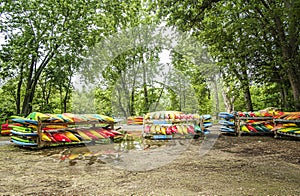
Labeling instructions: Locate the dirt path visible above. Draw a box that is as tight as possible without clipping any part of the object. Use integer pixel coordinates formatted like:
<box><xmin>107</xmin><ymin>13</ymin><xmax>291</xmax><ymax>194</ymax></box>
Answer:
<box><xmin>0</xmin><ymin>127</ymin><xmax>299</xmax><ymax>195</ymax></box>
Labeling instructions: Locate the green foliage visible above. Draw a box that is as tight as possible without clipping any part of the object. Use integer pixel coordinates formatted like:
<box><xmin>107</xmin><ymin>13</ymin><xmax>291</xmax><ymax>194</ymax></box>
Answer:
<box><xmin>151</xmin><ymin>0</ymin><xmax>300</xmax><ymax>111</ymax></box>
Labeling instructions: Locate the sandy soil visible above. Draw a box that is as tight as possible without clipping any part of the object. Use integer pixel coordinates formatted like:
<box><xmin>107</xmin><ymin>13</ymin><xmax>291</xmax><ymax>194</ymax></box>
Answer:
<box><xmin>0</xmin><ymin>126</ymin><xmax>299</xmax><ymax>195</ymax></box>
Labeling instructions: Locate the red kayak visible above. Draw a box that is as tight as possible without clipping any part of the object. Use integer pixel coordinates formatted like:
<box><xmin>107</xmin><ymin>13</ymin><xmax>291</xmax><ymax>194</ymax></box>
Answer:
<box><xmin>44</xmin><ymin>132</ymin><xmax>57</xmax><ymax>142</ymax></box>
<box><xmin>82</xmin><ymin>130</ymin><xmax>99</xmax><ymax>140</ymax></box>
<box><xmin>171</xmin><ymin>126</ymin><xmax>178</xmax><ymax>134</ymax></box>
<box><xmin>52</xmin><ymin>132</ymin><xmax>72</xmax><ymax>142</ymax></box>
<box><xmin>101</xmin><ymin>130</ymin><xmax>115</xmax><ymax>137</ymax></box>
<box><xmin>246</xmin><ymin>124</ymin><xmax>258</xmax><ymax>132</ymax></box>
<box><xmin>110</xmin><ymin>130</ymin><xmax>123</xmax><ymax>135</ymax></box>
<box><xmin>187</xmin><ymin>125</ymin><xmax>195</xmax><ymax>134</ymax></box>
<box><xmin>166</xmin><ymin>126</ymin><xmax>172</xmax><ymax>135</ymax></box>
<box><xmin>94</xmin><ymin>129</ymin><xmax>110</xmax><ymax>138</ymax></box>
<box><xmin>144</xmin><ymin>126</ymin><xmax>150</xmax><ymax>133</ymax></box>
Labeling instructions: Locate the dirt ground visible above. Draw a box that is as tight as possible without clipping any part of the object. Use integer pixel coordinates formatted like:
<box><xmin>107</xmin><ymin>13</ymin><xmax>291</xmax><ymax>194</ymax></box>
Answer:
<box><xmin>0</xmin><ymin>126</ymin><xmax>299</xmax><ymax>195</ymax></box>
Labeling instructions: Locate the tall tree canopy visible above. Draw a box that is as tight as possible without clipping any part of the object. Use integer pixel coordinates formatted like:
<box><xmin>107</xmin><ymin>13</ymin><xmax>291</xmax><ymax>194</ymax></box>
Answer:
<box><xmin>153</xmin><ymin>0</ymin><xmax>300</xmax><ymax>111</ymax></box>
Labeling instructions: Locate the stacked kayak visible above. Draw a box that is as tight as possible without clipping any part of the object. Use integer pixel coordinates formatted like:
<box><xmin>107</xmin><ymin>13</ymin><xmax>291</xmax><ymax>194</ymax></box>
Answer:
<box><xmin>9</xmin><ymin>122</ymin><xmax>39</xmax><ymax>147</ymax></box>
<box><xmin>201</xmin><ymin>114</ymin><xmax>212</xmax><ymax>134</ymax></box>
<box><xmin>239</xmin><ymin>122</ymin><xmax>274</xmax><ymax>135</ymax></box>
<box><xmin>237</xmin><ymin>109</ymin><xmax>276</xmax><ymax>135</ymax></box>
<box><xmin>144</xmin><ymin>111</ymin><xmax>200</xmax><ymax>122</ymax></box>
<box><xmin>218</xmin><ymin>110</ymin><xmax>275</xmax><ymax>135</ymax></box>
<box><xmin>144</xmin><ymin>124</ymin><xmax>201</xmax><ymax>135</ymax></box>
<box><xmin>273</xmin><ymin>112</ymin><xmax>300</xmax><ymax>138</ymax></box>
<box><xmin>237</xmin><ymin>107</ymin><xmax>283</xmax><ymax>118</ymax></box>
<box><xmin>143</xmin><ymin>111</ymin><xmax>203</xmax><ymax>139</ymax></box>
<box><xmin>127</xmin><ymin>116</ymin><xmax>143</xmax><ymax>125</ymax></box>
<box><xmin>219</xmin><ymin>112</ymin><xmax>236</xmax><ymax>134</ymax></box>
<box><xmin>1</xmin><ymin>123</ymin><xmax>22</xmax><ymax>136</ymax></box>
<box><xmin>9</xmin><ymin>112</ymin><xmax>120</xmax><ymax>148</ymax></box>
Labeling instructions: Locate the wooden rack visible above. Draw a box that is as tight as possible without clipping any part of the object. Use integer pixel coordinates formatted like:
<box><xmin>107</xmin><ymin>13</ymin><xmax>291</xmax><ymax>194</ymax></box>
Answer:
<box><xmin>236</xmin><ymin>116</ymin><xmax>273</xmax><ymax>137</ymax></box>
<box><xmin>273</xmin><ymin>119</ymin><xmax>300</xmax><ymax>139</ymax></box>
<box><xmin>36</xmin><ymin>119</ymin><xmax>114</xmax><ymax>148</ymax></box>
<box><xmin>142</xmin><ymin>117</ymin><xmax>201</xmax><ymax>140</ymax></box>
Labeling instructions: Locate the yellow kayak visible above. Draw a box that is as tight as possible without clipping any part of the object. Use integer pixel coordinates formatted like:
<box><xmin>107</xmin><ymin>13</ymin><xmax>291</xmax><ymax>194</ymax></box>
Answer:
<box><xmin>241</xmin><ymin>125</ymin><xmax>250</xmax><ymax>133</ymax></box>
<box><xmin>264</xmin><ymin>124</ymin><xmax>274</xmax><ymax>129</ymax></box>
<box><xmin>278</xmin><ymin>127</ymin><xmax>300</xmax><ymax>133</ymax></box>
<box><xmin>182</xmin><ymin>125</ymin><xmax>188</xmax><ymax>134</ymax></box>
<box><xmin>150</xmin><ymin>125</ymin><xmax>156</xmax><ymax>134</ymax></box>
<box><xmin>41</xmin><ymin>132</ymin><xmax>52</xmax><ymax>142</ymax></box>
<box><xmin>177</xmin><ymin>125</ymin><xmax>184</xmax><ymax>134</ymax></box>
<box><xmin>88</xmin><ymin>130</ymin><xmax>105</xmax><ymax>139</ymax></box>
<box><xmin>160</xmin><ymin>126</ymin><xmax>166</xmax><ymax>135</ymax></box>
<box><xmin>65</xmin><ymin>131</ymin><xmax>81</xmax><ymax>142</ymax></box>
<box><xmin>155</xmin><ymin>125</ymin><xmax>161</xmax><ymax>134</ymax></box>
<box><xmin>77</xmin><ymin>131</ymin><xmax>92</xmax><ymax>141</ymax></box>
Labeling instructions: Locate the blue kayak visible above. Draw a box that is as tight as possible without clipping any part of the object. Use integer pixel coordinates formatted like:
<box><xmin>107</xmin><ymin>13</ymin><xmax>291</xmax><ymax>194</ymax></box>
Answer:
<box><xmin>220</xmin><ymin>126</ymin><xmax>235</xmax><ymax>133</ymax></box>
<box><xmin>11</xmin><ymin>139</ymin><xmax>38</xmax><ymax>147</ymax></box>
<box><xmin>219</xmin><ymin>120</ymin><xmax>234</xmax><ymax>126</ymax></box>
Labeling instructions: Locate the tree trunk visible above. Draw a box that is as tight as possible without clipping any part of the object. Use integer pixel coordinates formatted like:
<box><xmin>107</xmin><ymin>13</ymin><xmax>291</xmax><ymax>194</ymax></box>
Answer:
<box><xmin>286</xmin><ymin>66</ymin><xmax>300</xmax><ymax>110</ymax></box>
<box><xmin>59</xmin><ymin>86</ymin><xmax>63</xmax><ymax>113</ymax></box>
<box><xmin>243</xmin><ymin>84</ymin><xmax>253</xmax><ymax>111</ymax></box>
<box><xmin>63</xmin><ymin>88</ymin><xmax>69</xmax><ymax>113</ymax></box>
<box><xmin>16</xmin><ymin>64</ymin><xmax>24</xmax><ymax>114</ymax></box>
<box><xmin>272</xmin><ymin>1</ymin><xmax>300</xmax><ymax>110</ymax></box>
<box><xmin>130</xmin><ymin>86</ymin><xmax>135</xmax><ymax>116</ymax></box>
<box><xmin>221</xmin><ymin>87</ymin><xmax>235</xmax><ymax>113</ymax></box>
<box><xmin>211</xmin><ymin>76</ymin><xmax>219</xmax><ymax>118</ymax></box>
<box><xmin>232</xmin><ymin>66</ymin><xmax>253</xmax><ymax>111</ymax></box>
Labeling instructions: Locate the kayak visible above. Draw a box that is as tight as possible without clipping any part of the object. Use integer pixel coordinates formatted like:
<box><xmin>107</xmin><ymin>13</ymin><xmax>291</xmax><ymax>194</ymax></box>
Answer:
<box><xmin>203</xmin><ymin>122</ymin><xmax>213</xmax><ymax>128</ymax></box>
<box><xmin>52</xmin><ymin>132</ymin><xmax>72</xmax><ymax>142</ymax></box>
<box><xmin>88</xmin><ymin>130</ymin><xmax>105</xmax><ymax>139</ymax></box>
<box><xmin>77</xmin><ymin>131</ymin><xmax>92</xmax><ymax>141</ymax></box>
<box><xmin>181</xmin><ymin>125</ymin><xmax>188</xmax><ymax>134</ymax></box>
<box><xmin>41</xmin><ymin>132</ymin><xmax>52</xmax><ymax>142</ymax></box>
<box><xmin>94</xmin><ymin>129</ymin><xmax>110</xmax><ymax>138</ymax></box>
<box><xmin>12</xmin><ymin>126</ymin><xmax>34</xmax><ymax>133</ymax></box>
<box><xmin>160</xmin><ymin>126</ymin><xmax>167</xmax><ymax>135</ymax></box>
<box><xmin>177</xmin><ymin>125</ymin><xmax>184</xmax><ymax>134</ymax></box>
<box><xmin>240</xmin><ymin>125</ymin><xmax>250</xmax><ymax>133</ymax></box>
<box><xmin>166</xmin><ymin>126</ymin><xmax>173</xmax><ymax>134</ymax></box>
<box><xmin>27</xmin><ymin>112</ymin><xmax>50</xmax><ymax>121</ymax></box>
<box><xmin>10</xmin><ymin>130</ymin><xmax>38</xmax><ymax>137</ymax></box>
<box><xmin>62</xmin><ymin>131</ymin><xmax>80</xmax><ymax>142</ymax></box>
<box><xmin>187</xmin><ymin>125</ymin><xmax>195</xmax><ymax>134</ymax></box>
<box><xmin>220</xmin><ymin>127</ymin><xmax>235</xmax><ymax>133</ymax></box>
<box><xmin>11</xmin><ymin>136</ymin><xmax>36</xmax><ymax>143</ymax></box>
<box><xmin>1</xmin><ymin>130</ymin><xmax>10</xmax><ymax>135</ymax></box>
<box><xmin>43</xmin><ymin>132</ymin><xmax>57</xmax><ymax>142</ymax></box>
<box><xmin>219</xmin><ymin>120</ymin><xmax>234</xmax><ymax>126</ymax></box>
<box><xmin>11</xmin><ymin>139</ymin><xmax>38</xmax><ymax>147</ymax></box>
<box><xmin>246</xmin><ymin>125</ymin><xmax>258</xmax><ymax>132</ymax></box>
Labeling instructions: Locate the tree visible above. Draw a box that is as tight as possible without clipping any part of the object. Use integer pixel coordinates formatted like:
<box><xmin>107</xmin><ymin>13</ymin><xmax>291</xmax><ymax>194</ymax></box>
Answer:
<box><xmin>0</xmin><ymin>0</ymin><xmax>107</xmax><ymax>115</ymax></box>
<box><xmin>152</xmin><ymin>0</ymin><xmax>300</xmax><ymax>111</ymax></box>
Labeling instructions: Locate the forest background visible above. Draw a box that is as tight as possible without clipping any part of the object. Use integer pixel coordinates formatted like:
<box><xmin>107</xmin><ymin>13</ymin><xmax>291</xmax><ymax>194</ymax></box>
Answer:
<box><xmin>0</xmin><ymin>0</ymin><xmax>299</xmax><ymax>119</ymax></box>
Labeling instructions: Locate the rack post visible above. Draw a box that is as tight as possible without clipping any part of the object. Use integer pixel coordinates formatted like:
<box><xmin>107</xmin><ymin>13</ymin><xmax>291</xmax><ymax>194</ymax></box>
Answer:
<box><xmin>37</xmin><ymin>118</ymin><xmax>43</xmax><ymax>148</ymax></box>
